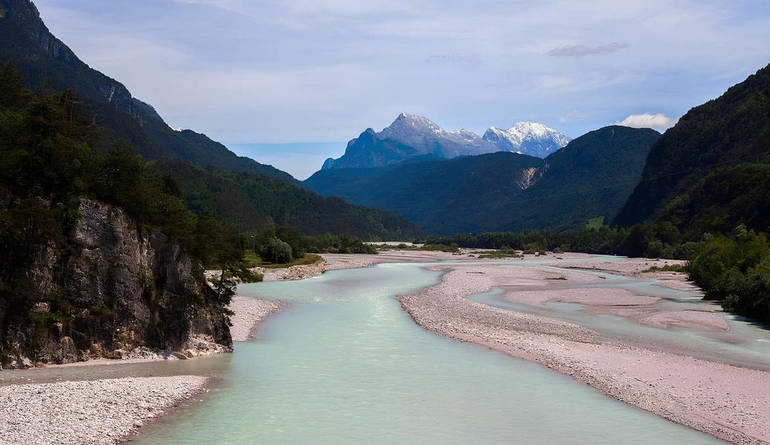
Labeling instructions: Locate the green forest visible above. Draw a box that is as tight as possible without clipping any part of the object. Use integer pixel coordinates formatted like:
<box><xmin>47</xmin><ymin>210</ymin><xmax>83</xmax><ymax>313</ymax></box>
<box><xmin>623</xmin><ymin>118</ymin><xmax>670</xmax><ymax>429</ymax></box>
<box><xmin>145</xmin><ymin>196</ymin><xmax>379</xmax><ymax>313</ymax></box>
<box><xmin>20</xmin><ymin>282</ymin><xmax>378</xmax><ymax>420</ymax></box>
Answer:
<box><xmin>0</xmin><ymin>62</ymin><xmax>252</xmax><ymax>292</ymax></box>
<box><xmin>158</xmin><ymin>159</ymin><xmax>420</xmax><ymax>240</ymax></box>
<box><xmin>306</xmin><ymin>126</ymin><xmax>659</xmax><ymax>234</ymax></box>
<box><xmin>0</xmin><ymin>61</ymin><xmax>384</xmax><ymax>283</ymax></box>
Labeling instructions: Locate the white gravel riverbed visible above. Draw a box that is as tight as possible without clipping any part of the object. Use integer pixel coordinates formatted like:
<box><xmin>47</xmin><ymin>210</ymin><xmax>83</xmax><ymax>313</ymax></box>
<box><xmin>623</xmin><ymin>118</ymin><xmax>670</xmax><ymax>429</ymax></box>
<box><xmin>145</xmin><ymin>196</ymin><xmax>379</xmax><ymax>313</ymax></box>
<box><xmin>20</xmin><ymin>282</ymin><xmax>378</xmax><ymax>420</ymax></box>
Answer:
<box><xmin>0</xmin><ymin>375</ymin><xmax>207</xmax><ymax>445</ymax></box>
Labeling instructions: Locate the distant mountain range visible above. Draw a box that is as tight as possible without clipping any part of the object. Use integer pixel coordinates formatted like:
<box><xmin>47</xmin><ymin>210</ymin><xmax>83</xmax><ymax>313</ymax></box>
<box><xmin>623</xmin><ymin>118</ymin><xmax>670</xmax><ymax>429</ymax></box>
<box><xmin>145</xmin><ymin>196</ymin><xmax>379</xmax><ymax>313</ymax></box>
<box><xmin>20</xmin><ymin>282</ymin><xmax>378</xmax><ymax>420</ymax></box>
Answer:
<box><xmin>8</xmin><ymin>0</ymin><xmax>765</xmax><ymax>243</ymax></box>
<box><xmin>0</xmin><ymin>0</ymin><xmax>421</xmax><ymax>239</ymax></box>
<box><xmin>321</xmin><ymin>113</ymin><xmax>571</xmax><ymax>169</ymax></box>
<box><xmin>308</xmin><ymin>126</ymin><xmax>659</xmax><ymax>234</ymax></box>
<box><xmin>483</xmin><ymin>122</ymin><xmax>572</xmax><ymax>158</ymax></box>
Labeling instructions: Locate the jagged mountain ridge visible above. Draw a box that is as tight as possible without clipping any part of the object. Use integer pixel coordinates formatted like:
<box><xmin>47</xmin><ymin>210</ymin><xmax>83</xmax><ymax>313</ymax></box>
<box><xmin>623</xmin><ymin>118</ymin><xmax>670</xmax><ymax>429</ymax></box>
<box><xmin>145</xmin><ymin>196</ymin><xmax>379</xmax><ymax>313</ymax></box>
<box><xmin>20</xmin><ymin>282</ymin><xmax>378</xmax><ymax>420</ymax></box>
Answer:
<box><xmin>0</xmin><ymin>0</ymin><xmax>296</xmax><ymax>183</ymax></box>
<box><xmin>379</xmin><ymin>113</ymin><xmax>497</xmax><ymax>158</ymax></box>
<box><xmin>308</xmin><ymin>126</ymin><xmax>659</xmax><ymax>234</ymax></box>
<box><xmin>322</xmin><ymin>113</ymin><xmax>571</xmax><ymax>170</ymax></box>
<box><xmin>483</xmin><ymin>122</ymin><xmax>571</xmax><ymax>158</ymax></box>
<box><xmin>322</xmin><ymin>113</ymin><xmax>500</xmax><ymax>169</ymax></box>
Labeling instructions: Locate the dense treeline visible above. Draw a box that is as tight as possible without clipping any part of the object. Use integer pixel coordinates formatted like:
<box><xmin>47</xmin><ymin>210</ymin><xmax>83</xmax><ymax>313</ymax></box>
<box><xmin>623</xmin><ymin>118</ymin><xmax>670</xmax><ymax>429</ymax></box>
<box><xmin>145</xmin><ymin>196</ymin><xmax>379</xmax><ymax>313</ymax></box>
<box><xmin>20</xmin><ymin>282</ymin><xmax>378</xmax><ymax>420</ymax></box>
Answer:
<box><xmin>240</xmin><ymin>225</ymin><xmax>376</xmax><ymax>266</ymax></box>
<box><xmin>423</xmin><ymin>222</ymin><xmax>700</xmax><ymax>260</ymax></box>
<box><xmin>0</xmin><ymin>63</ymin><xmax>251</xmax><ymax>297</ymax></box>
<box><xmin>688</xmin><ymin>226</ymin><xmax>770</xmax><ymax>323</ymax></box>
<box><xmin>158</xmin><ymin>159</ymin><xmax>422</xmax><ymax>241</ymax></box>
<box><xmin>658</xmin><ymin>164</ymin><xmax>770</xmax><ymax>239</ymax></box>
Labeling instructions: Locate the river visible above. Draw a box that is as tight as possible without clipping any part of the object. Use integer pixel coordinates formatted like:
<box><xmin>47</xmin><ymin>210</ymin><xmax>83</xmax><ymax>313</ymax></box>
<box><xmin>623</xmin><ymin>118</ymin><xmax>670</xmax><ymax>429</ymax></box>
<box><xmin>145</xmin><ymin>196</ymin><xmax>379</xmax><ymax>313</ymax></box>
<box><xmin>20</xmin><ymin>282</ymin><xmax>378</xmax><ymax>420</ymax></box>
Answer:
<box><xmin>135</xmin><ymin>261</ymin><xmax>719</xmax><ymax>444</ymax></box>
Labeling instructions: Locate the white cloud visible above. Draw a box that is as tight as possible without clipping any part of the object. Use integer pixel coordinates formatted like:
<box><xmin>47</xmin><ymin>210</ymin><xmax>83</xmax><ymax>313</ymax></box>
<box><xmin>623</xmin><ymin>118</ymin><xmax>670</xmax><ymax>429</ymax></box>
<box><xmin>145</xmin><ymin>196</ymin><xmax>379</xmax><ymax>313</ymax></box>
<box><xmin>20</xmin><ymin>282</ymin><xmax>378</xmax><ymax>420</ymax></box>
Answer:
<box><xmin>616</xmin><ymin>113</ymin><xmax>678</xmax><ymax>131</ymax></box>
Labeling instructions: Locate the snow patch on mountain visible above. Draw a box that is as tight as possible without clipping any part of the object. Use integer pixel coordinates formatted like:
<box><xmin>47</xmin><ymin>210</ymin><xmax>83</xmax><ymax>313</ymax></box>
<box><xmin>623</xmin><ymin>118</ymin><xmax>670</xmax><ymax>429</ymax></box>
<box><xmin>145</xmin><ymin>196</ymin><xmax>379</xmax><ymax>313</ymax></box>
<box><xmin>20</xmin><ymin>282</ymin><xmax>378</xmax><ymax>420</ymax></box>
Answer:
<box><xmin>483</xmin><ymin>122</ymin><xmax>571</xmax><ymax>158</ymax></box>
<box><xmin>379</xmin><ymin>113</ymin><xmax>499</xmax><ymax>158</ymax></box>
<box><xmin>320</xmin><ymin>113</ymin><xmax>571</xmax><ymax>170</ymax></box>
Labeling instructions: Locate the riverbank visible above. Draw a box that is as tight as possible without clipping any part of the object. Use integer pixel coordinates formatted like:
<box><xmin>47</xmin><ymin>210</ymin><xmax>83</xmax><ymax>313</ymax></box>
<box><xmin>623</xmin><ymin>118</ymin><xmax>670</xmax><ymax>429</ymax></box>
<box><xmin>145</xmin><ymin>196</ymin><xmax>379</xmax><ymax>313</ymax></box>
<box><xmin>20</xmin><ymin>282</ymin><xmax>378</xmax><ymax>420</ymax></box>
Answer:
<box><xmin>0</xmin><ymin>257</ymin><xmax>305</xmax><ymax>444</ymax></box>
<box><xmin>229</xmin><ymin>297</ymin><xmax>282</xmax><ymax>342</ymax></box>
<box><xmin>0</xmin><ymin>252</ymin><xmax>398</xmax><ymax>444</ymax></box>
<box><xmin>0</xmin><ymin>375</ymin><xmax>208</xmax><ymax>444</ymax></box>
<box><xmin>5</xmin><ymin>251</ymin><xmax>736</xmax><ymax>444</ymax></box>
<box><xmin>398</xmin><ymin>261</ymin><xmax>770</xmax><ymax>444</ymax></box>
<box><xmin>223</xmin><ymin>249</ymin><xmax>577</xmax><ymax>344</ymax></box>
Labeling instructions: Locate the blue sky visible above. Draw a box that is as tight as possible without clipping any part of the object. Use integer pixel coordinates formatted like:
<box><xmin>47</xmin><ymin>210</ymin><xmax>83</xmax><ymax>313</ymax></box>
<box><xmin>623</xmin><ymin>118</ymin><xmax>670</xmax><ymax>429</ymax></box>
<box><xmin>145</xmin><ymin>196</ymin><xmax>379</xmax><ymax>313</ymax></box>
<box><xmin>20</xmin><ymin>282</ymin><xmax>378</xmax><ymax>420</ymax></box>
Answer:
<box><xmin>33</xmin><ymin>0</ymin><xmax>770</xmax><ymax>178</ymax></box>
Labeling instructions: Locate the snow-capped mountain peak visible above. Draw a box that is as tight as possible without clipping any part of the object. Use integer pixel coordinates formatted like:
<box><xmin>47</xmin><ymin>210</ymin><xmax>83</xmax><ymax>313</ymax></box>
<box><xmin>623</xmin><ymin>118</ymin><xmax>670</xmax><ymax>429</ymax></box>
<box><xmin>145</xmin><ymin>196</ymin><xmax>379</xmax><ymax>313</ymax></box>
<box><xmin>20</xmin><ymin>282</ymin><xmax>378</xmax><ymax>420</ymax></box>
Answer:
<box><xmin>321</xmin><ymin>114</ymin><xmax>570</xmax><ymax>170</ymax></box>
<box><xmin>483</xmin><ymin>122</ymin><xmax>571</xmax><ymax>158</ymax></box>
<box><xmin>379</xmin><ymin>113</ymin><xmax>499</xmax><ymax>158</ymax></box>
<box><xmin>382</xmin><ymin>112</ymin><xmax>443</xmax><ymax>139</ymax></box>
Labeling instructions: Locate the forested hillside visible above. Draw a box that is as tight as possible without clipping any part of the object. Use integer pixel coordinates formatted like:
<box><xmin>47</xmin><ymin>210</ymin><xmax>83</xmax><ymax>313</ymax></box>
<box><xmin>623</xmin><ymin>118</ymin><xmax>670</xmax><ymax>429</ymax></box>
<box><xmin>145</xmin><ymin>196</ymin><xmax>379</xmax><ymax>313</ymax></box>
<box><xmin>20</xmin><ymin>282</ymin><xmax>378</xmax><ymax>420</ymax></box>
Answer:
<box><xmin>0</xmin><ymin>65</ymin><xmax>247</xmax><ymax>367</ymax></box>
<box><xmin>157</xmin><ymin>159</ymin><xmax>422</xmax><ymax>240</ymax></box>
<box><xmin>0</xmin><ymin>0</ymin><xmax>294</xmax><ymax>182</ymax></box>
<box><xmin>609</xmin><ymin>63</ymin><xmax>770</xmax><ymax>324</ymax></box>
<box><xmin>308</xmin><ymin>152</ymin><xmax>542</xmax><ymax>232</ymax></box>
<box><xmin>0</xmin><ymin>0</ymin><xmax>419</xmax><ymax>240</ymax></box>
<box><xmin>307</xmin><ymin>126</ymin><xmax>658</xmax><ymax>234</ymax></box>
<box><xmin>616</xmin><ymin>63</ymin><xmax>770</xmax><ymax>231</ymax></box>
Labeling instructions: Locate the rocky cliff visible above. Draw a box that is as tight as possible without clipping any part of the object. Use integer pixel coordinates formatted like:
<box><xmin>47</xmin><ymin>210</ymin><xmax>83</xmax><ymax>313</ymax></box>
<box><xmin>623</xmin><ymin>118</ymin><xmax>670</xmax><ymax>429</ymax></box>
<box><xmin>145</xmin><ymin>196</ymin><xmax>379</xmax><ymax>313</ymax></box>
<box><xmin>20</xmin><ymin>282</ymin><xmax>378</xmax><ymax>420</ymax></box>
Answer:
<box><xmin>0</xmin><ymin>199</ymin><xmax>232</xmax><ymax>369</ymax></box>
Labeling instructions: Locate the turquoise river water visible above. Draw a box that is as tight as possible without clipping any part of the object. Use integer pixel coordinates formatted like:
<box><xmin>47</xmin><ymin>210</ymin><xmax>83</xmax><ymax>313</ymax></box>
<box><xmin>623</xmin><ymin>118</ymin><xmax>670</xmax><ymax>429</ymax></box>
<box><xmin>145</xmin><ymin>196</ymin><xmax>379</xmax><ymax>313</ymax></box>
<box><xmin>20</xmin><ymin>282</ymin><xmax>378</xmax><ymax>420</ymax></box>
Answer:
<box><xmin>132</xmin><ymin>261</ymin><xmax>725</xmax><ymax>444</ymax></box>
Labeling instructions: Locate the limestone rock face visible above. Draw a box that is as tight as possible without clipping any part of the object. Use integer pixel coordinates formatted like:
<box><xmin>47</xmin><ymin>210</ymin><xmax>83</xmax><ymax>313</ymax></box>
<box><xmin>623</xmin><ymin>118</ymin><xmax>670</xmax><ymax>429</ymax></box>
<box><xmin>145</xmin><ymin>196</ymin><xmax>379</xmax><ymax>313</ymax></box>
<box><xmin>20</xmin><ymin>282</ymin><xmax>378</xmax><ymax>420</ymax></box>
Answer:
<box><xmin>1</xmin><ymin>199</ymin><xmax>232</xmax><ymax>368</ymax></box>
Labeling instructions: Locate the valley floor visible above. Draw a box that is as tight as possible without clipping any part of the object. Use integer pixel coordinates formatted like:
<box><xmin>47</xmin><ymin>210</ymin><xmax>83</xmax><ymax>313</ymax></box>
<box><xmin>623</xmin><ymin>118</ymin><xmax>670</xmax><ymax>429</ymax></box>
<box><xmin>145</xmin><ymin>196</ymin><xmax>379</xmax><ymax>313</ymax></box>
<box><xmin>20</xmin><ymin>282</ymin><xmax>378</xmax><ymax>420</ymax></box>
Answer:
<box><xmin>2</xmin><ymin>251</ymin><xmax>769</xmax><ymax>443</ymax></box>
<box><xmin>398</xmin><ymin>257</ymin><xmax>770</xmax><ymax>444</ymax></box>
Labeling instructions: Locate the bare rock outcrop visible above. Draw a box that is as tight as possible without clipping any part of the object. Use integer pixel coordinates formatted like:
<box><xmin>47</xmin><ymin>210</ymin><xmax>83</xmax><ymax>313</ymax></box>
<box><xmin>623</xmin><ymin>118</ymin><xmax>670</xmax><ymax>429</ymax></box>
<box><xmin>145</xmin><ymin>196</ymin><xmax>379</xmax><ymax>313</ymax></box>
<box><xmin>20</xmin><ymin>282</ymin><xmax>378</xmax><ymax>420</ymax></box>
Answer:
<box><xmin>1</xmin><ymin>199</ymin><xmax>232</xmax><ymax>368</ymax></box>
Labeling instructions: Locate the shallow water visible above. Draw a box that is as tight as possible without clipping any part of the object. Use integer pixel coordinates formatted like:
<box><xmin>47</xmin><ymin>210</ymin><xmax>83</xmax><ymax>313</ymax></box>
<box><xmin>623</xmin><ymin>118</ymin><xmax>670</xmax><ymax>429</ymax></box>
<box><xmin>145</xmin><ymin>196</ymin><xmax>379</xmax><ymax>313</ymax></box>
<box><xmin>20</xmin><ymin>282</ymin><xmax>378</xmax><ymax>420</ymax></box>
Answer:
<box><xmin>135</xmin><ymin>262</ymin><xmax>719</xmax><ymax>444</ymax></box>
<box><xmin>469</xmin><ymin>266</ymin><xmax>770</xmax><ymax>370</ymax></box>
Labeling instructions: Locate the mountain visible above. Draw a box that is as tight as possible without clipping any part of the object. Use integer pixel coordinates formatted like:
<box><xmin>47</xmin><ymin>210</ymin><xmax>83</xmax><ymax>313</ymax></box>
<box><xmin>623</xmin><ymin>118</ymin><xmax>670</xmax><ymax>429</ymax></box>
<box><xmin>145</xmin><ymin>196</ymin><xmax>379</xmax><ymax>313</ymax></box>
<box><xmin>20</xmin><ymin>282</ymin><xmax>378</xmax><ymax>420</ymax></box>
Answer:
<box><xmin>0</xmin><ymin>0</ymin><xmax>420</xmax><ymax>239</ymax></box>
<box><xmin>500</xmin><ymin>126</ymin><xmax>659</xmax><ymax>232</ymax></box>
<box><xmin>309</xmin><ymin>152</ymin><xmax>543</xmax><ymax>231</ymax></box>
<box><xmin>483</xmin><ymin>122</ymin><xmax>571</xmax><ymax>158</ymax></box>
<box><xmin>157</xmin><ymin>159</ymin><xmax>423</xmax><ymax>240</ymax></box>
<box><xmin>0</xmin><ymin>79</ymin><xmax>234</xmax><ymax>367</ymax></box>
<box><xmin>321</xmin><ymin>114</ymin><xmax>572</xmax><ymax>169</ymax></box>
<box><xmin>322</xmin><ymin>113</ymin><xmax>500</xmax><ymax>169</ymax></box>
<box><xmin>615</xmin><ymin>63</ymin><xmax>770</xmax><ymax>234</ymax></box>
<box><xmin>307</xmin><ymin>126</ymin><xmax>659</xmax><ymax>234</ymax></box>
<box><xmin>0</xmin><ymin>0</ymin><xmax>296</xmax><ymax>184</ymax></box>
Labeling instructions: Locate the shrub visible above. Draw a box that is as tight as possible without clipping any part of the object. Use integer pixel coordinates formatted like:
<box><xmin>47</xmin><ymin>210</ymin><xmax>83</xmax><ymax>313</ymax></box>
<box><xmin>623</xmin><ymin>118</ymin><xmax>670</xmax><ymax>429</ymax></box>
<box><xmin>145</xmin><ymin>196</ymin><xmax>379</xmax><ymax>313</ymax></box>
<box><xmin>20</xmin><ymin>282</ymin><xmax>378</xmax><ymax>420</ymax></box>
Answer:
<box><xmin>688</xmin><ymin>225</ymin><xmax>770</xmax><ymax>322</ymax></box>
<box><xmin>259</xmin><ymin>237</ymin><xmax>293</xmax><ymax>264</ymax></box>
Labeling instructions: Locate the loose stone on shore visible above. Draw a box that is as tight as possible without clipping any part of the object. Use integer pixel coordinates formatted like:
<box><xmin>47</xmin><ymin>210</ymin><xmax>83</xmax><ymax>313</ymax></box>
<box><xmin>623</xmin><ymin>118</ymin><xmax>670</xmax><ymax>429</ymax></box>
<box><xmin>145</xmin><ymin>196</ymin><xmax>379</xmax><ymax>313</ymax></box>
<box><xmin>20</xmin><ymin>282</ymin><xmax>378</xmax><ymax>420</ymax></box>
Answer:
<box><xmin>0</xmin><ymin>376</ymin><xmax>207</xmax><ymax>445</ymax></box>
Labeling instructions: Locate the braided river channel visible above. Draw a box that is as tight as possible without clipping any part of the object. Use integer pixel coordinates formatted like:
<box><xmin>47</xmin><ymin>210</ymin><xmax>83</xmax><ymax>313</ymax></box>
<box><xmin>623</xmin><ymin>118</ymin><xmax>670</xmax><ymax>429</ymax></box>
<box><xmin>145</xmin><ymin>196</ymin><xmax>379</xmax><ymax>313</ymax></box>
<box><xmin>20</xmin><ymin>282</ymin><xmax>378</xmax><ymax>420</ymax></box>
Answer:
<box><xmin>132</xmin><ymin>259</ymin><xmax>732</xmax><ymax>444</ymax></box>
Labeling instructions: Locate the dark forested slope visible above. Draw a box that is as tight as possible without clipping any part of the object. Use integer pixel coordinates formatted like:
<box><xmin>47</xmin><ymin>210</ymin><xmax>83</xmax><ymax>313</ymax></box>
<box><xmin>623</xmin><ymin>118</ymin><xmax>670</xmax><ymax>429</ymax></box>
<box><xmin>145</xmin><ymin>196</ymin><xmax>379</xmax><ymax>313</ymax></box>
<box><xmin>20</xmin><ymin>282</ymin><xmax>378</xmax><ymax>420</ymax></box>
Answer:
<box><xmin>0</xmin><ymin>0</ymin><xmax>420</xmax><ymax>239</ymax></box>
<box><xmin>158</xmin><ymin>160</ymin><xmax>422</xmax><ymax>240</ymax></box>
<box><xmin>308</xmin><ymin>152</ymin><xmax>542</xmax><ymax>230</ymax></box>
<box><xmin>0</xmin><ymin>70</ymin><xmax>244</xmax><ymax>368</ymax></box>
<box><xmin>307</xmin><ymin>126</ymin><xmax>659</xmax><ymax>234</ymax></box>
<box><xmin>0</xmin><ymin>0</ymin><xmax>295</xmax><ymax>182</ymax></box>
<box><xmin>616</xmin><ymin>63</ymin><xmax>770</xmax><ymax>230</ymax></box>
<box><xmin>499</xmin><ymin>126</ymin><xmax>659</xmax><ymax>232</ymax></box>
